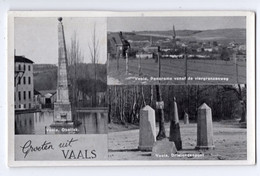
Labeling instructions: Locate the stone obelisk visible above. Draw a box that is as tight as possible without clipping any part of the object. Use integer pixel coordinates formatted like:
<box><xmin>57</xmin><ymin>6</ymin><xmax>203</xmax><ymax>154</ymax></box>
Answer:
<box><xmin>196</xmin><ymin>103</ymin><xmax>214</xmax><ymax>149</ymax></box>
<box><xmin>53</xmin><ymin>17</ymin><xmax>73</xmax><ymax>124</ymax></box>
<box><xmin>169</xmin><ymin>97</ymin><xmax>182</xmax><ymax>150</ymax></box>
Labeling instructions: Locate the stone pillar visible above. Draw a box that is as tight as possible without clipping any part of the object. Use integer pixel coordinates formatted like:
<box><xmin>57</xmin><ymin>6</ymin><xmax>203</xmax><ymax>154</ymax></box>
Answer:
<box><xmin>53</xmin><ymin>17</ymin><xmax>72</xmax><ymax>123</ymax></box>
<box><xmin>139</xmin><ymin>105</ymin><xmax>156</xmax><ymax>151</ymax></box>
<box><xmin>169</xmin><ymin>97</ymin><xmax>182</xmax><ymax>150</ymax></box>
<box><xmin>116</xmin><ymin>46</ymin><xmax>119</xmax><ymax>71</ymax></box>
<box><xmin>183</xmin><ymin>111</ymin><xmax>189</xmax><ymax>124</ymax></box>
<box><xmin>152</xmin><ymin>138</ymin><xmax>177</xmax><ymax>159</ymax></box>
<box><xmin>196</xmin><ymin>103</ymin><xmax>214</xmax><ymax>149</ymax></box>
<box><xmin>125</xmin><ymin>50</ymin><xmax>128</xmax><ymax>74</ymax></box>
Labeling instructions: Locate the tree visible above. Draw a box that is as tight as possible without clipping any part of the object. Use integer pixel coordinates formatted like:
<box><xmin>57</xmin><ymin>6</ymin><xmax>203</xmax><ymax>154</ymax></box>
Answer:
<box><xmin>220</xmin><ymin>47</ymin><xmax>231</xmax><ymax>61</ymax></box>
<box><xmin>222</xmin><ymin>84</ymin><xmax>246</xmax><ymax>123</ymax></box>
<box><xmin>67</xmin><ymin>31</ymin><xmax>83</xmax><ymax>108</ymax></box>
<box><xmin>88</xmin><ymin>24</ymin><xmax>100</xmax><ymax>107</ymax></box>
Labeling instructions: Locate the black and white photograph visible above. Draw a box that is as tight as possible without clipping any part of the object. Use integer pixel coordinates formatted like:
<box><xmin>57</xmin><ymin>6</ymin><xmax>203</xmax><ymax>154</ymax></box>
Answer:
<box><xmin>107</xmin><ymin>17</ymin><xmax>246</xmax><ymax>85</ymax></box>
<box><xmin>12</xmin><ymin>17</ymin><xmax>109</xmax><ymax>161</ymax></box>
<box><xmin>7</xmin><ymin>11</ymin><xmax>255</xmax><ymax>166</ymax></box>
<box><xmin>107</xmin><ymin>84</ymin><xmax>247</xmax><ymax>160</ymax></box>
<box><xmin>14</xmin><ymin>17</ymin><xmax>108</xmax><ymax>135</ymax></box>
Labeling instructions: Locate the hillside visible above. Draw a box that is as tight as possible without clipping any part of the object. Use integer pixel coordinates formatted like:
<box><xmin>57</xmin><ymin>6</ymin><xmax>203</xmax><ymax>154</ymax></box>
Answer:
<box><xmin>119</xmin><ymin>28</ymin><xmax>246</xmax><ymax>44</ymax></box>
<box><xmin>136</xmin><ymin>30</ymin><xmax>202</xmax><ymax>37</ymax></box>
<box><xmin>33</xmin><ymin>64</ymin><xmax>57</xmax><ymax>91</ymax></box>
<box><xmin>192</xmin><ymin>28</ymin><xmax>246</xmax><ymax>40</ymax></box>
<box><xmin>33</xmin><ymin>63</ymin><xmax>107</xmax><ymax>92</ymax></box>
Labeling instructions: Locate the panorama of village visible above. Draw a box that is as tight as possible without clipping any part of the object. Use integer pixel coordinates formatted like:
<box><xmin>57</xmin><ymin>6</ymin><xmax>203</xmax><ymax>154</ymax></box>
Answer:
<box><xmin>107</xmin><ymin>24</ymin><xmax>246</xmax><ymax>85</ymax></box>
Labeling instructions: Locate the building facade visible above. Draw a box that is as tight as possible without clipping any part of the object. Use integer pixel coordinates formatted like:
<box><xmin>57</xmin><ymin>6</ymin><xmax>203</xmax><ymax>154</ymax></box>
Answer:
<box><xmin>14</xmin><ymin>56</ymin><xmax>34</xmax><ymax>109</ymax></box>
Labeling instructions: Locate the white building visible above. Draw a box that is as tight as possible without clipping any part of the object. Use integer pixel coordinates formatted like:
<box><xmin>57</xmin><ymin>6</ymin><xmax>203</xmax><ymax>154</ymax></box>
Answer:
<box><xmin>14</xmin><ymin>56</ymin><xmax>34</xmax><ymax>110</ymax></box>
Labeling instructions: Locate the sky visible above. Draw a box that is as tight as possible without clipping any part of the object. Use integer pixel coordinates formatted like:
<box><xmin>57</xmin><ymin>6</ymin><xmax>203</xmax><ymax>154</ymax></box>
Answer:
<box><xmin>15</xmin><ymin>17</ymin><xmax>107</xmax><ymax>64</ymax></box>
<box><xmin>14</xmin><ymin>17</ymin><xmax>246</xmax><ymax>64</ymax></box>
<box><xmin>107</xmin><ymin>16</ymin><xmax>246</xmax><ymax>32</ymax></box>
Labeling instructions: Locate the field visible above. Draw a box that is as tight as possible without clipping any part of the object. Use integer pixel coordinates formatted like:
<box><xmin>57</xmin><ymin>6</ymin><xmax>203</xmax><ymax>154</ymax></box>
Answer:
<box><xmin>108</xmin><ymin>120</ymin><xmax>247</xmax><ymax>160</ymax></box>
<box><xmin>107</xmin><ymin>58</ymin><xmax>246</xmax><ymax>85</ymax></box>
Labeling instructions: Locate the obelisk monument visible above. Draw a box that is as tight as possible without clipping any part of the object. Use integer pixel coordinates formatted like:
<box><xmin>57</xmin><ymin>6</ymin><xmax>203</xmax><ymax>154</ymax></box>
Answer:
<box><xmin>169</xmin><ymin>97</ymin><xmax>182</xmax><ymax>150</ymax></box>
<box><xmin>196</xmin><ymin>103</ymin><xmax>214</xmax><ymax>149</ymax></box>
<box><xmin>53</xmin><ymin>17</ymin><xmax>73</xmax><ymax>124</ymax></box>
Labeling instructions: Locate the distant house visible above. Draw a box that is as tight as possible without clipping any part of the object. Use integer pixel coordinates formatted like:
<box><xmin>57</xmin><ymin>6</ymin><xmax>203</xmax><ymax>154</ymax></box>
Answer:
<box><xmin>197</xmin><ymin>48</ymin><xmax>203</xmax><ymax>52</ymax></box>
<box><xmin>14</xmin><ymin>56</ymin><xmax>34</xmax><ymax>110</ymax></box>
<box><xmin>108</xmin><ymin>33</ymin><xmax>123</xmax><ymax>57</ymax></box>
<box><xmin>143</xmin><ymin>44</ymin><xmax>158</xmax><ymax>53</ymax></box>
<box><xmin>239</xmin><ymin>45</ymin><xmax>246</xmax><ymax>51</ymax></box>
<box><xmin>213</xmin><ymin>46</ymin><xmax>220</xmax><ymax>52</ymax></box>
<box><xmin>38</xmin><ymin>90</ymin><xmax>57</xmax><ymax>109</ymax></box>
<box><xmin>136</xmin><ymin>52</ymin><xmax>153</xmax><ymax>59</ymax></box>
<box><xmin>229</xmin><ymin>41</ymin><xmax>239</xmax><ymax>48</ymax></box>
<box><xmin>107</xmin><ymin>32</ymin><xmax>130</xmax><ymax>58</ymax></box>
<box><xmin>162</xmin><ymin>54</ymin><xmax>184</xmax><ymax>59</ymax></box>
<box><xmin>204</xmin><ymin>48</ymin><xmax>213</xmax><ymax>52</ymax></box>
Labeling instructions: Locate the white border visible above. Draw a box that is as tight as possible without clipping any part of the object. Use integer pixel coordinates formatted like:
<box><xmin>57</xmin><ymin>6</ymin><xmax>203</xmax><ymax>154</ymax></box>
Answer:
<box><xmin>7</xmin><ymin>11</ymin><xmax>255</xmax><ymax>167</ymax></box>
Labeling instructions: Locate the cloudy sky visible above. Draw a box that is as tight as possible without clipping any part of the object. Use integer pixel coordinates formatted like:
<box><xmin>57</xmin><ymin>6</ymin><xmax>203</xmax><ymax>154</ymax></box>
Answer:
<box><xmin>15</xmin><ymin>17</ymin><xmax>107</xmax><ymax>64</ymax></box>
<box><xmin>108</xmin><ymin>16</ymin><xmax>246</xmax><ymax>32</ymax></box>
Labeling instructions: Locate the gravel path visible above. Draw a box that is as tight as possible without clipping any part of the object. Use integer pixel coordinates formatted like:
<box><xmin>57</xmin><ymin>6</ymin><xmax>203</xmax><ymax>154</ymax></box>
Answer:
<box><xmin>108</xmin><ymin>121</ymin><xmax>247</xmax><ymax>160</ymax></box>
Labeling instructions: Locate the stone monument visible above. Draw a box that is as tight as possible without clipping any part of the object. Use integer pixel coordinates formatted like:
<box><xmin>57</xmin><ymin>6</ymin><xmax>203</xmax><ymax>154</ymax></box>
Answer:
<box><xmin>196</xmin><ymin>103</ymin><xmax>215</xmax><ymax>149</ymax></box>
<box><xmin>53</xmin><ymin>17</ymin><xmax>73</xmax><ymax>125</ymax></box>
<box><xmin>169</xmin><ymin>97</ymin><xmax>182</xmax><ymax>150</ymax></box>
<box><xmin>152</xmin><ymin>138</ymin><xmax>177</xmax><ymax>159</ymax></box>
<box><xmin>183</xmin><ymin>111</ymin><xmax>189</xmax><ymax>124</ymax></box>
<box><xmin>139</xmin><ymin>105</ymin><xmax>156</xmax><ymax>151</ymax></box>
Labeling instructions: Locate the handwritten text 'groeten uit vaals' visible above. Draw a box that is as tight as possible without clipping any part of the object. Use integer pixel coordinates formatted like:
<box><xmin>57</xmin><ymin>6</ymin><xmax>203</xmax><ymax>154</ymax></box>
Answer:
<box><xmin>20</xmin><ymin>138</ymin><xmax>97</xmax><ymax>159</ymax></box>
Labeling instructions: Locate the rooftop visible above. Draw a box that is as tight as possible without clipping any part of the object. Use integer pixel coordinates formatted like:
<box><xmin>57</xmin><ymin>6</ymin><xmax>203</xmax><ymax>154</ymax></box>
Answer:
<box><xmin>108</xmin><ymin>33</ymin><xmax>123</xmax><ymax>46</ymax></box>
<box><xmin>15</xmin><ymin>56</ymin><xmax>34</xmax><ymax>64</ymax></box>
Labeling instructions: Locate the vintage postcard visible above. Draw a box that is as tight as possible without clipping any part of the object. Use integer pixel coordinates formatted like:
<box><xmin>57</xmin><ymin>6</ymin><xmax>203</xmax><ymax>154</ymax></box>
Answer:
<box><xmin>8</xmin><ymin>11</ymin><xmax>255</xmax><ymax>166</ymax></box>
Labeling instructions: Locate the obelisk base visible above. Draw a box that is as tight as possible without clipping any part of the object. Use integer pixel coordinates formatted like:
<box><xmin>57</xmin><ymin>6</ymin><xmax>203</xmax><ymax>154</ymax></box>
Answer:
<box><xmin>195</xmin><ymin>145</ymin><xmax>215</xmax><ymax>150</ymax></box>
<box><xmin>51</xmin><ymin>101</ymin><xmax>73</xmax><ymax>127</ymax></box>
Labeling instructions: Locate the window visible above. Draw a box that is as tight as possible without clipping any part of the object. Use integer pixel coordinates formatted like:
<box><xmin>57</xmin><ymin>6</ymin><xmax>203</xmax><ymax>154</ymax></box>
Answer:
<box><xmin>24</xmin><ymin>104</ymin><xmax>26</xmax><ymax>109</ymax></box>
<box><xmin>18</xmin><ymin>104</ymin><xmax>21</xmax><ymax>108</ymax></box>
<box><xmin>18</xmin><ymin>64</ymin><xmax>21</xmax><ymax>71</ymax></box>
<box><xmin>28</xmin><ymin>77</ymin><xmax>31</xmax><ymax>84</ymax></box>
<box><xmin>23</xmin><ymin>77</ymin><xmax>26</xmax><ymax>84</ymax></box>
<box><xmin>28</xmin><ymin>91</ymin><xmax>31</xmax><ymax>99</ymax></box>
<box><xmin>28</xmin><ymin>65</ymin><xmax>31</xmax><ymax>71</ymax></box>
<box><xmin>18</xmin><ymin>77</ymin><xmax>21</xmax><ymax>85</ymax></box>
<box><xmin>18</xmin><ymin>92</ymin><xmax>21</xmax><ymax>101</ymax></box>
<box><xmin>61</xmin><ymin>114</ymin><xmax>67</xmax><ymax>120</ymax></box>
<box><xmin>29</xmin><ymin>103</ymin><xmax>31</xmax><ymax>109</ymax></box>
<box><xmin>23</xmin><ymin>91</ymin><xmax>26</xmax><ymax>100</ymax></box>
<box><xmin>23</xmin><ymin>64</ymin><xmax>26</xmax><ymax>71</ymax></box>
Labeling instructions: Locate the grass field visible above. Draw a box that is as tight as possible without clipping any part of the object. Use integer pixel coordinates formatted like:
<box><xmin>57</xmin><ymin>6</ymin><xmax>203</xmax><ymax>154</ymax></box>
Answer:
<box><xmin>108</xmin><ymin>120</ymin><xmax>247</xmax><ymax>160</ymax></box>
<box><xmin>107</xmin><ymin>58</ymin><xmax>246</xmax><ymax>85</ymax></box>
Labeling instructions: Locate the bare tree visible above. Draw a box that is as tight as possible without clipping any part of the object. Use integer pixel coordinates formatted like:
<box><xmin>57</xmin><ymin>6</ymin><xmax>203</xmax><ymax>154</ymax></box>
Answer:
<box><xmin>88</xmin><ymin>23</ymin><xmax>100</xmax><ymax>107</ymax></box>
<box><xmin>68</xmin><ymin>31</ymin><xmax>83</xmax><ymax>108</ymax></box>
<box><xmin>222</xmin><ymin>84</ymin><xmax>246</xmax><ymax>123</ymax></box>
